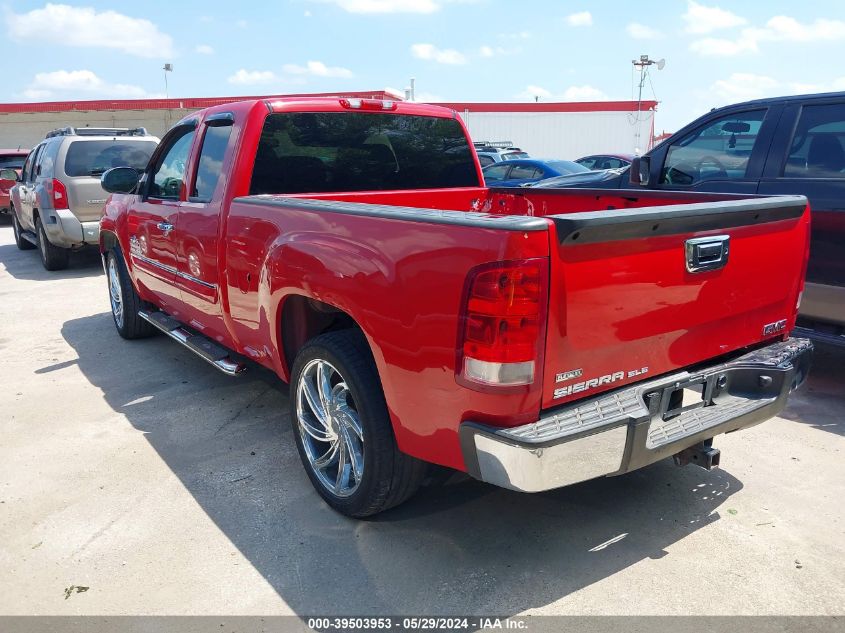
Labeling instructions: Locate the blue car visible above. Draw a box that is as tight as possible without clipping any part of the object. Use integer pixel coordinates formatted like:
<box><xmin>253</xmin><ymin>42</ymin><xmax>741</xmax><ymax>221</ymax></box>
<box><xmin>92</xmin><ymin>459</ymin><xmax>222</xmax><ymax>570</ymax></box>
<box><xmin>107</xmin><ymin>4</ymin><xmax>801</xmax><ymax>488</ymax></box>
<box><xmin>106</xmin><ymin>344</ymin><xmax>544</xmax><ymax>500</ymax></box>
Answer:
<box><xmin>482</xmin><ymin>159</ymin><xmax>589</xmax><ymax>187</ymax></box>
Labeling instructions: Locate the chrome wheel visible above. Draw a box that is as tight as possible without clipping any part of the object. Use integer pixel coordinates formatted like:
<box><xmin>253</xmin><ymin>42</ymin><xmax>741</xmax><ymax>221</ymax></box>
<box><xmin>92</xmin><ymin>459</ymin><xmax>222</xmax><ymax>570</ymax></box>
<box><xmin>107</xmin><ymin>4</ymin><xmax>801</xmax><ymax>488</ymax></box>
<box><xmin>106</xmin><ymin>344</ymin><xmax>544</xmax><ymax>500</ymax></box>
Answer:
<box><xmin>108</xmin><ymin>256</ymin><xmax>124</xmax><ymax>328</ymax></box>
<box><xmin>295</xmin><ymin>358</ymin><xmax>364</xmax><ymax>498</ymax></box>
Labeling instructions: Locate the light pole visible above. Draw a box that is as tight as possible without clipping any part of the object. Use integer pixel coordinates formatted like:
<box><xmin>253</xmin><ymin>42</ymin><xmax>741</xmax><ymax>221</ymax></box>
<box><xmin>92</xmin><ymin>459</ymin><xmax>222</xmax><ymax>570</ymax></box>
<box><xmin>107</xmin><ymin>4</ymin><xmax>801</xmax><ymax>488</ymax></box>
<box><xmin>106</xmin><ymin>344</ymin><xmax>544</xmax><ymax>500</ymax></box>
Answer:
<box><xmin>163</xmin><ymin>63</ymin><xmax>173</xmax><ymax>99</ymax></box>
<box><xmin>631</xmin><ymin>55</ymin><xmax>664</xmax><ymax>154</ymax></box>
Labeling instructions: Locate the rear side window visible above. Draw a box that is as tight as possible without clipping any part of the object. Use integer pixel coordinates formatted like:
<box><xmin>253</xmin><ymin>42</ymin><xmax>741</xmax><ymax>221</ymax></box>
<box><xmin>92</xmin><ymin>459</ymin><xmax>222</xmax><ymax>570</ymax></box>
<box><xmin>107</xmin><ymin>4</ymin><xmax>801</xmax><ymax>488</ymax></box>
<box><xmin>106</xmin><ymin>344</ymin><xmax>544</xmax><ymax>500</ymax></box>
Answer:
<box><xmin>661</xmin><ymin>110</ymin><xmax>766</xmax><ymax>185</ymax></box>
<box><xmin>509</xmin><ymin>164</ymin><xmax>541</xmax><ymax>180</ymax></box>
<box><xmin>64</xmin><ymin>140</ymin><xmax>157</xmax><ymax>177</ymax></box>
<box><xmin>483</xmin><ymin>163</ymin><xmax>510</xmax><ymax>182</ymax></box>
<box><xmin>249</xmin><ymin>112</ymin><xmax>478</xmax><ymax>194</ymax></box>
<box><xmin>784</xmin><ymin>103</ymin><xmax>845</xmax><ymax>178</ymax></box>
<box><xmin>192</xmin><ymin>123</ymin><xmax>234</xmax><ymax>201</ymax></box>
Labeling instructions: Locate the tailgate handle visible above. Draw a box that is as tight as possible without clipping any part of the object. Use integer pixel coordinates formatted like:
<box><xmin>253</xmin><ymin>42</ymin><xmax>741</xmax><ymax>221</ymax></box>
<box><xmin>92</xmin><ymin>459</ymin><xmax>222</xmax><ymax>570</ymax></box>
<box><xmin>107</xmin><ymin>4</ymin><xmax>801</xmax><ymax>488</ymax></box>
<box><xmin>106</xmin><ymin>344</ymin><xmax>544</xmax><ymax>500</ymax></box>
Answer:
<box><xmin>685</xmin><ymin>235</ymin><xmax>729</xmax><ymax>273</ymax></box>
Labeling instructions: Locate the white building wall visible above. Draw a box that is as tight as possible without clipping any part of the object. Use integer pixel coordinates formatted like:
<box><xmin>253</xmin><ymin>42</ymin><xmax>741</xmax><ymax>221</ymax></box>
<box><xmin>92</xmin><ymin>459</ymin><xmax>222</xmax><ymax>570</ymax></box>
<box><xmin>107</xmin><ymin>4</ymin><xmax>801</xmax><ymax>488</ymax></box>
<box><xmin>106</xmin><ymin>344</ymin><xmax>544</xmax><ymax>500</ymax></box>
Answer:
<box><xmin>0</xmin><ymin>108</ymin><xmax>197</xmax><ymax>148</ymax></box>
<box><xmin>458</xmin><ymin>110</ymin><xmax>654</xmax><ymax>160</ymax></box>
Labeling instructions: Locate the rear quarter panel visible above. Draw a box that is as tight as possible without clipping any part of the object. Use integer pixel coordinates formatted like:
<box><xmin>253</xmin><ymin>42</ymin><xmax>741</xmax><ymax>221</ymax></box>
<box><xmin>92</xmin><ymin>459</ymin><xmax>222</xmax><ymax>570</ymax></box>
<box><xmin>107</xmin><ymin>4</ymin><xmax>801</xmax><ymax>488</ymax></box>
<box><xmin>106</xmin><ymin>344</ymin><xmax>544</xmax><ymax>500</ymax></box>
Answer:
<box><xmin>223</xmin><ymin>197</ymin><xmax>551</xmax><ymax>470</ymax></box>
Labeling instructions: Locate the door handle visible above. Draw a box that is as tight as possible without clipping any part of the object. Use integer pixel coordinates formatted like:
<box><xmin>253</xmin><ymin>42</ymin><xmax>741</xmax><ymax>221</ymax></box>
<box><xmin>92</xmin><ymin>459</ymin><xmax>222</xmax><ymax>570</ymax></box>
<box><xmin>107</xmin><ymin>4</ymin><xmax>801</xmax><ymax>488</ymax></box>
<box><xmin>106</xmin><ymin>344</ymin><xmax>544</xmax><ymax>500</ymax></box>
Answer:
<box><xmin>157</xmin><ymin>222</ymin><xmax>174</xmax><ymax>234</ymax></box>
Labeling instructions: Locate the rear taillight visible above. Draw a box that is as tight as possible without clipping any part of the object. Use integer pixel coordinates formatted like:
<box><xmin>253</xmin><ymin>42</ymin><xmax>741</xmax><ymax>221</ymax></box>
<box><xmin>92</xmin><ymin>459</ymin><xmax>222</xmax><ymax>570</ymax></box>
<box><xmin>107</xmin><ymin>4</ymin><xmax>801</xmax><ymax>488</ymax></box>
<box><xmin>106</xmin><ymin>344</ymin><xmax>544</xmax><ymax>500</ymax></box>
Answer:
<box><xmin>458</xmin><ymin>258</ymin><xmax>548</xmax><ymax>388</ymax></box>
<box><xmin>48</xmin><ymin>178</ymin><xmax>69</xmax><ymax>209</ymax></box>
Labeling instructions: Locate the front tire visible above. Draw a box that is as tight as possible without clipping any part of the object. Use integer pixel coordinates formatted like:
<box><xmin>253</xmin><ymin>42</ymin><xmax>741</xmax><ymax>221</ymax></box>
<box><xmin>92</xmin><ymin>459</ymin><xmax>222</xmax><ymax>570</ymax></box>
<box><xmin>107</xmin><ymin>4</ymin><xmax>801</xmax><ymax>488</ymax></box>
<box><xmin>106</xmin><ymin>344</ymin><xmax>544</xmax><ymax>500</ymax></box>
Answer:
<box><xmin>35</xmin><ymin>217</ymin><xmax>69</xmax><ymax>270</ymax></box>
<box><xmin>290</xmin><ymin>330</ymin><xmax>427</xmax><ymax>517</ymax></box>
<box><xmin>11</xmin><ymin>207</ymin><xmax>35</xmax><ymax>250</ymax></box>
<box><xmin>107</xmin><ymin>248</ymin><xmax>155</xmax><ymax>339</ymax></box>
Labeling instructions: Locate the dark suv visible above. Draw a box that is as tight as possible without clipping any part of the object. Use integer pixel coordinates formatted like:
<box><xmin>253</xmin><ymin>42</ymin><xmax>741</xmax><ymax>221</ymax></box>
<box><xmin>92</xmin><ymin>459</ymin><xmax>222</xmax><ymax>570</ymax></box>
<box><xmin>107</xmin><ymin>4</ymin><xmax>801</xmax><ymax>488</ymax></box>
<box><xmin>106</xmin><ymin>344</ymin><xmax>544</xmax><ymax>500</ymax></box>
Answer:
<box><xmin>535</xmin><ymin>91</ymin><xmax>845</xmax><ymax>346</ymax></box>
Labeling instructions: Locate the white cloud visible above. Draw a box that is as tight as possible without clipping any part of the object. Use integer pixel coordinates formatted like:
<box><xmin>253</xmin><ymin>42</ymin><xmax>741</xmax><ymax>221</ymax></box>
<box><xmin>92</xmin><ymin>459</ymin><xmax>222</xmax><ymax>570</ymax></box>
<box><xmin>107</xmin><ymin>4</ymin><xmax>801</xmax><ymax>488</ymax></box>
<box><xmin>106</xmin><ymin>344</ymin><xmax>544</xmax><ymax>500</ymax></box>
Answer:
<box><xmin>312</xmin><ymin>0</ymin><xmax>441</xmax><ymax>13</ymax></box>
<box><xmin>227</xmin><ymin>69</ymin><xmax>278</xmax><ymax>85</ymax></box>
<box><xmin>516</xmin><ymin>84</ymin><xmax>608</xmax><ymax>101</ymax></box>
<box><xmin>683</xmin><ymin>1</ymin><xmax>746</xmax><ymax>34</ymax></box>
<box><xmin>566</xmin><ymin>11</ymin><xmax>592</xmax><ymax>27</ymax></box>
<box><xmin>282</xmin><ymin>61</ymin><xmax>354</xmax><ymax>78</ymax></box>
<box><xmin>710</xmin><ymin>73</ymin><xmax>845</xmax><ymax>104</ymax></box>
<box><xmin>410</xmin><ymin>43</ymin><xmax>466</xmax><ymax>64</ymax></box>
<box><xmin>478</xmin><ymin>44</ymin><xmax>518</xmax><ymax>58</ymax></box>
<box><xmin>195</xmin><ymin>44</ymin><xmax>214</xmax><ymax>55</ymax></box>
<box><xmin>690</xmin><ymin>13</ymin><xmax>845</xmax><ymax>57</ymax></box>
<box><xmin>689</xmin><ymin>35</ymin><xmax>758</xmax><ymax>56</ymax></box>
<box><xmin>20</xmin><ymin>69</ymin><xmax>153</xmax><ymax>100</ymax></box>
<box><xmin>710</xmin><ymin>73</ymin><xmax>779</xmax><ymax>102</ymax></box>
<box><xmin>7</xmin><ymin>3</ymin><xmax>173</xmax><ymax>58</ymax></box>
<box><xmin>517</xmin><ymin>85</ymin><xmax>552</xmax><ymax>100</ymax></box>
<box><xmin>479</xmin><ymin>45</ymin><xmax>494</xmax><ymax>57</ymax></box>
<box><xmin>626</xmin><ymin>22</ymin><xmax>662</xmax><ymax>39</ymax></box>
<box><xmin>751</xmin><ymin>15</ymin><xmax>845</xmax><ymax>42</ymax></box>
<box><xmin>562</xmin><ymin>85</ymin><xmax>608</xmax><ymax>100</ymax></box>
<box><xmin>236</xmin><ymin>19</ymin><xmax>248</xmax><ymax>28</ymax></box>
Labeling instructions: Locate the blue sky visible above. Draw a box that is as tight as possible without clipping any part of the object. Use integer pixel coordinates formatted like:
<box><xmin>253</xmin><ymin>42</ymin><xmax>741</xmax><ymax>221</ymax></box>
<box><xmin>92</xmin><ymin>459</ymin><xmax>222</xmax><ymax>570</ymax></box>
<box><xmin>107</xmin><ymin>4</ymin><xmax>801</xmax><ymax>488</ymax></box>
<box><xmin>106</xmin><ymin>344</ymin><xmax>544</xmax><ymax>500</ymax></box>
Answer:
<box><xmin>3</xmin><ymin>0</ymin><xmax>845</xmax><ymax>132</ymax></box>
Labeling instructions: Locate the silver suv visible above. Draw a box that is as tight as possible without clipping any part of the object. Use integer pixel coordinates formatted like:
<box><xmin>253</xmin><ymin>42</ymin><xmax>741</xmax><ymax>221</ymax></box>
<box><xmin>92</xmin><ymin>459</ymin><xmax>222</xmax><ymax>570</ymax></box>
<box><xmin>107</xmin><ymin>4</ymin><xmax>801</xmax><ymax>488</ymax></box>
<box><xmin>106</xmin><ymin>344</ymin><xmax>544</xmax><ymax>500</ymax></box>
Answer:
<box><xmin>5</xmin><ymin>127</ymin><xmax>158</xmax><ymax>270</ymax></box>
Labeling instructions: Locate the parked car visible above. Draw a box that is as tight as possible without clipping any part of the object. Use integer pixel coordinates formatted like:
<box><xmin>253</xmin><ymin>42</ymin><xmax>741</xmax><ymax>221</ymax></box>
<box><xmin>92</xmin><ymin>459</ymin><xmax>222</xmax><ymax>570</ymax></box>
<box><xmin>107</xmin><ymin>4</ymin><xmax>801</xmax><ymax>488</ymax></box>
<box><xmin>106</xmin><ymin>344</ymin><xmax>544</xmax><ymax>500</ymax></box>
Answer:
<box><xmin>0</xmin><ymin>149</ymin><xmax>29</xmax><ymax>213</ymax></box>
<box><xmin>531</xmin><ymin>167</ymin><xmax>629</xmax><ymax>189</ymax></box>
<box><xmin>3</xmin><ymin>127</ymin><xmax>158</xmax><ymax>270</ymax></box>
<box><xmin>538</xmin><ymin>91</ymin><xmax>845</xmax><ymax>346</ymax></box>
<box><xmin>98</xmin><ymin>96</ymin><xmax>811</xmax><ymax>517</ymax></box>
<box><xmin>483</xmin><ymin>158</ymin><xmax>589</xmax><ymax>186</ymax></box>
<box><xmin>575</xmin><ymin>153</ymin><xmax>634</xmax><ymax>170</ymax></box>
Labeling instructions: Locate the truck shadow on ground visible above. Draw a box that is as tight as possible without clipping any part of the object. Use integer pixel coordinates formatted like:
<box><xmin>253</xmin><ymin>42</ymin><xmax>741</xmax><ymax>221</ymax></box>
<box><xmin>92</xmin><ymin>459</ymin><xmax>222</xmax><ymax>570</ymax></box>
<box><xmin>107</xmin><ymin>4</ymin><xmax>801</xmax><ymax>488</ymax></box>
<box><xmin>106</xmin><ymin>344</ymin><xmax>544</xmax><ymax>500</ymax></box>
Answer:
<box><xmin>61</xmin><ymin>311</ymin><xmax>745</xmax><ymax>615</ymax></box>
<box><xmin>779</xmin><ymin>342</ymin><xmax>845</xmax><ymax>438</ymax></box>
<box><xmin>0</xmin><ymin>230</ymin><xmax>103</xmax><ymax>281</ymax></box>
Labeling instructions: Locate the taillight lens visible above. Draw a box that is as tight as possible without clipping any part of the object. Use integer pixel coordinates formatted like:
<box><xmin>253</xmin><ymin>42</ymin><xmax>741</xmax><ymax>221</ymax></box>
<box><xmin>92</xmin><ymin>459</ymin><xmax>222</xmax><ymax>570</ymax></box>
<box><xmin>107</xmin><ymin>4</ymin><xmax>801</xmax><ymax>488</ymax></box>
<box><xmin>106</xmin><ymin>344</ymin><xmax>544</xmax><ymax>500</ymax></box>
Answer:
<box><xmin>49</xmin><ymin>178</ymin><xmax>69</xmax><ymax>209</ymax></box>
<box><xmin>458</xmin><ymin>258</ymin><xmax>548</xmax><ymax>387</ymax></box>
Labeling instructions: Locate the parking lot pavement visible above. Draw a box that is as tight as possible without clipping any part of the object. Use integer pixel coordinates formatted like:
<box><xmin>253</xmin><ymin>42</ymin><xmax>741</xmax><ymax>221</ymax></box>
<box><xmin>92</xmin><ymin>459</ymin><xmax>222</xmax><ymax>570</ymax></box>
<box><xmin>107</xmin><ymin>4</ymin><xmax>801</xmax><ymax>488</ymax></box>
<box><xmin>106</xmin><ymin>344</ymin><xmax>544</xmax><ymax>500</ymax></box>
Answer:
<box><xmin>0</xmin><ymin>217</ymin><xmax>843</xmax><ymax>617</ymax></box>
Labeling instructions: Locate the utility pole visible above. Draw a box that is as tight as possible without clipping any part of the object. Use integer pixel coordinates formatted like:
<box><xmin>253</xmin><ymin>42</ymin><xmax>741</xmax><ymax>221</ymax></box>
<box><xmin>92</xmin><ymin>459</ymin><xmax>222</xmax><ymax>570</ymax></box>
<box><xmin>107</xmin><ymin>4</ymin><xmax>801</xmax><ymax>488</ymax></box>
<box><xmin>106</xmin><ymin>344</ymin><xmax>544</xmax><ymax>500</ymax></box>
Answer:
<box><xmin>631</xmin><ymin>55</ymin><xmax>664</xmax><ymax>154</ymax></box>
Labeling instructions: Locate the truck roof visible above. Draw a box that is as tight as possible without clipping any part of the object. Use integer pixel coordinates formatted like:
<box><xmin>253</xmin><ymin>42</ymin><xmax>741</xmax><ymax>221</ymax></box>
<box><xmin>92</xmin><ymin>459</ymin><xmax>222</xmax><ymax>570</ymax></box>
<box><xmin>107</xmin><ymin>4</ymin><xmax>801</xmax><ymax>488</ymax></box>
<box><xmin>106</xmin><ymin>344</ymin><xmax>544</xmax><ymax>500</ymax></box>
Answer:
<box><xmin>711</xmin><ymin>90</ymin><xmax>845</xmax><ymax>113</ymax></box>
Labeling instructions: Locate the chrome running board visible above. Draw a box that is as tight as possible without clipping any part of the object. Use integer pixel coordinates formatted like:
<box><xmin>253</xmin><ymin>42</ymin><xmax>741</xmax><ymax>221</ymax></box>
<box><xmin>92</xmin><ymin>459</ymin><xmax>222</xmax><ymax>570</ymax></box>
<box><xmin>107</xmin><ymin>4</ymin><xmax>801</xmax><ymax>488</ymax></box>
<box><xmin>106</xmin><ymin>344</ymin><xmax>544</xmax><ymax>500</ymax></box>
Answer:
<box><xmin>138</xmin><ymin>309</ymin><xmax>246</xmax><ymax>376</ymax></box>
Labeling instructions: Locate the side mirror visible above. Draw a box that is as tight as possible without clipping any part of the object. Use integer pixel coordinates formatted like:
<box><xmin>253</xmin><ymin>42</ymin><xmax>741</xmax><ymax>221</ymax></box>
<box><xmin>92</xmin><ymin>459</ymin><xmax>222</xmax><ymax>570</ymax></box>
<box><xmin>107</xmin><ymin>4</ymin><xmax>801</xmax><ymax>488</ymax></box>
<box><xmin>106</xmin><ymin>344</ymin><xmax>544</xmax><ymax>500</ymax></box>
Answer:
<box><xmin>101</xmin><ymin>166</ymin><xmax>140</xmax><ymax>194</ymax></box>
<box><xmin>629</xmin><ymin>156</ymin><xmax>651</xmax><ymax>186</ymax></box>
<box><xmin>0</xmin><ymin>168</ymin><xmax>19</xmax><ymax>182</ymax></box>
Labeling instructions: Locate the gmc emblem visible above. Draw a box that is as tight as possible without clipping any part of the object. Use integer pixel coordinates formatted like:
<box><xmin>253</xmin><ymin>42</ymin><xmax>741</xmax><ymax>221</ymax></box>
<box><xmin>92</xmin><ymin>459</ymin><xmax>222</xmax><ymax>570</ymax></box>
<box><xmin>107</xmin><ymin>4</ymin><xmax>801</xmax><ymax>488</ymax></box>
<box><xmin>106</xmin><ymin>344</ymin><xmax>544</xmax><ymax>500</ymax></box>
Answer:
<box><xmin>762</xmin><ymin>319</ymin><xmax>787</xmax><ymax>336</ymax></box>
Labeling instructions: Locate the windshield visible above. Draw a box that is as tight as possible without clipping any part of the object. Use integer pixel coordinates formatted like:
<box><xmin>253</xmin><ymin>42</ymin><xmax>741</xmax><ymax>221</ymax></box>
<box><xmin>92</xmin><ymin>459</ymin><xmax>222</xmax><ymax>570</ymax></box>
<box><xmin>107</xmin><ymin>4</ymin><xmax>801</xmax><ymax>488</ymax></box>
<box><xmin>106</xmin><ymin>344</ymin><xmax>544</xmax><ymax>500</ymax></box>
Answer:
<box><xmin>0</xmin><ymin>155</ymin><xmax>26</xmax><ymax>169</ymax></box>
<box><xmin>250</xmin><ymin>112</ymin><xmax>478</xmax><ymax>194</ymax></box>
<box><xmin>64</xmin><ymin>140</ymin><xmax>157</xmax><ymax>177</ymax></box>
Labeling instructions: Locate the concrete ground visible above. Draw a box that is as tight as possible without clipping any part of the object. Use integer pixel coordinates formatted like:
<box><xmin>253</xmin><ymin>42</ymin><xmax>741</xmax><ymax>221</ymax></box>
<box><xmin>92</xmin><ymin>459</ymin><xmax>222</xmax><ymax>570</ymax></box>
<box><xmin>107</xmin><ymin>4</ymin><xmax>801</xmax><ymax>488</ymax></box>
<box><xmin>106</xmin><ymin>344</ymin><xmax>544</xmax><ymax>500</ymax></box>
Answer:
<box><xmin>0</xmin><ymin>218</ymin><xmax>843</xmax><ymax>616</ymax></box>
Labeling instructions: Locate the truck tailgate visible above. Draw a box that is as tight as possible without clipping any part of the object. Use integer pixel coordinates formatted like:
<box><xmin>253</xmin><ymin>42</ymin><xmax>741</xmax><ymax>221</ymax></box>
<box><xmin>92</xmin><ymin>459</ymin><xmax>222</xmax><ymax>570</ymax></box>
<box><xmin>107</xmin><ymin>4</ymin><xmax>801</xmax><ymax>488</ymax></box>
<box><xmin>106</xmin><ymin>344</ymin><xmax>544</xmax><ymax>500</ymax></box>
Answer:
<box><xmin>542</xmin><ymin>195</ymin><xmax>810</xmax><ymax>409</ymax></box>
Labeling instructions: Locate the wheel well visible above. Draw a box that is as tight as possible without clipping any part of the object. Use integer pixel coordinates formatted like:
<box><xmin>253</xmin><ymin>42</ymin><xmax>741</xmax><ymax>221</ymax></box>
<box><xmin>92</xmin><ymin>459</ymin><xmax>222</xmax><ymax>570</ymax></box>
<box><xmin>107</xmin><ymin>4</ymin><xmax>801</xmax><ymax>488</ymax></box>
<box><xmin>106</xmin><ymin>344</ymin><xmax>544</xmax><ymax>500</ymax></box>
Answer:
<box><xmin>101</xmin><ymin>231</ymin><xmax>118</xmax><ymax>253</ymax></box>
<box><xmin>281</xmin><ymin>296</ymin><xmax>360</xmax><ymax>373</ymax></box>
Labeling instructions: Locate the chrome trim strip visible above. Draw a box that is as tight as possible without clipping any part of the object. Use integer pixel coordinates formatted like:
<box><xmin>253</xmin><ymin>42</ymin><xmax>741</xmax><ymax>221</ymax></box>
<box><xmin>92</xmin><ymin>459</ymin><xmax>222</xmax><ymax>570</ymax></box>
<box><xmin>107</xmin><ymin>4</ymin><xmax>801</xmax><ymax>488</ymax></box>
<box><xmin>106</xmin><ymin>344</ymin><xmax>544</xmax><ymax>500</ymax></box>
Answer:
<box><xmin>176</xmin><ymin>270</ymin><xmax>217</xmax><ymax>290</ymax></box>
<box><xmin>131</xmin><ymin>254</ymin><xmax>217</xmax><ymax>290</ymax></box>
<box><xmin>132</xmin><ymin>253</ymin><xmax>178</xmax><ymax>275</ymax></box>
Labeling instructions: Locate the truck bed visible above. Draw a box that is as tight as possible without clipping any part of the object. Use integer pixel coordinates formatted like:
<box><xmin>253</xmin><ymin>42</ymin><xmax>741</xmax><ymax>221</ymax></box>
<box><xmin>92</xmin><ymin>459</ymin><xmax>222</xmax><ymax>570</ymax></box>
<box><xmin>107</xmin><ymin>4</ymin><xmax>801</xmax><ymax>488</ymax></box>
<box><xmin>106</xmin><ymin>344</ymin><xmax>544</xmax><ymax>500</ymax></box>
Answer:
<box><xmin>223</xmin><ymin>186</ymin><xmax>808</xmax><ymax>470</ymax></box>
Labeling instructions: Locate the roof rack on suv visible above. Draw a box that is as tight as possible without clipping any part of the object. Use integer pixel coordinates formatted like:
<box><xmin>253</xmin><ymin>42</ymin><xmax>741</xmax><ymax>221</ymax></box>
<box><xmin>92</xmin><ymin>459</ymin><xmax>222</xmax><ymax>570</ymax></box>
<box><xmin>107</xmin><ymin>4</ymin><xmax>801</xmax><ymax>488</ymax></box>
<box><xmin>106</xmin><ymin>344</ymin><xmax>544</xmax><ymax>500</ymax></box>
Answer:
<box><xmin>473</xmin><ymin>141</ymin><xmax>516</xmax><ymax>149</ymax></box>
<box><xmin>45</xmin><ymin>126</ymin><xmax>150</xmax><ymax>139</ymax></box>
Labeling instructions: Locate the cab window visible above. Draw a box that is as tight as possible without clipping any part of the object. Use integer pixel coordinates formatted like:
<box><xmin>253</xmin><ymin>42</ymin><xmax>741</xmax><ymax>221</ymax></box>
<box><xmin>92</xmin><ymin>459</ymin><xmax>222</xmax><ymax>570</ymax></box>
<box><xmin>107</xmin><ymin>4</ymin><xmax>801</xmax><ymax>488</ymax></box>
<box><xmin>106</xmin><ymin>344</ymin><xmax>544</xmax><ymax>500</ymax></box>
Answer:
<box><xmin>149</xmin><ymin>126</ymin><xmax>196</xmax><ymax>199</ymax></box>
<box><xmin>783</xmin><ymin>103</ymin><xmax>845</xmax><ymax>179</ymax></box>
<box><xmin>660</xmin><ymin>110</ymin><xmax>766</xmax><ymax>185</ymax></box>
<box><xmin>191</xmin><ymin>121</ymin><xmax>234</xmax><ymax>201</ymax></box>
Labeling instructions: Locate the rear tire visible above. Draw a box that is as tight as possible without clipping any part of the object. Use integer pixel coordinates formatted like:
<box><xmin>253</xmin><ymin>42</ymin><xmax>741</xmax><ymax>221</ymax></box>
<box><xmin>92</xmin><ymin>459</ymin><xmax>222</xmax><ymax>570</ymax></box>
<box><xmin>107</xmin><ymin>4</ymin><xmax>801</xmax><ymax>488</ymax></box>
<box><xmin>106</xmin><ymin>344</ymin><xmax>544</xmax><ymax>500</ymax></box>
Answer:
<box><xmin>290</xmin><ymin>330</ymin><xmax>427</xmax><ymax>517</ymax></box>
<box><xmin>107</xmin><ymin>248</ymin><xmax>155</xmax><ymax>339</ymax></box>
<box><xmin>11</xmin><ymin>207</ymin><xmax>34</xmax><ymax>250</ymax></box>
<box><xmin>35</xmin><ymin>217</ymin><xmax>69</xmax><ymax>270</ymax></box>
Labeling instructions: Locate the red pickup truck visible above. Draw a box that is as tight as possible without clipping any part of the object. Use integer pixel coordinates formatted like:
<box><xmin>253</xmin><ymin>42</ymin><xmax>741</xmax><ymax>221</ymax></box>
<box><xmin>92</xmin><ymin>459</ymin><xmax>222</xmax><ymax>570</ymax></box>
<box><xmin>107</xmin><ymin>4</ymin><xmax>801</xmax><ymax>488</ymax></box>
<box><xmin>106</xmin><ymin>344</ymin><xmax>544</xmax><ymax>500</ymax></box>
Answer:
<box><xmin>99</xmin><ymin>97</ymin><xmax>812</xmax><ymax>517</ymax></box>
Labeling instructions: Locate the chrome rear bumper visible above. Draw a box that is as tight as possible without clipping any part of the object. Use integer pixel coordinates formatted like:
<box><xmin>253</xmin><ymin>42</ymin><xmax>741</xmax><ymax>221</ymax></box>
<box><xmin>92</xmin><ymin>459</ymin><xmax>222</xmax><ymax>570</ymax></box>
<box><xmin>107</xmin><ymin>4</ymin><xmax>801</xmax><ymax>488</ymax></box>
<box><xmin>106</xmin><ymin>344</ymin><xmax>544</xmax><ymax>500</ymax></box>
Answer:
<box><xmin>460</xmin><ymin>338</ymin><xmax>813</xmax><ymax>493</ymax></box>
